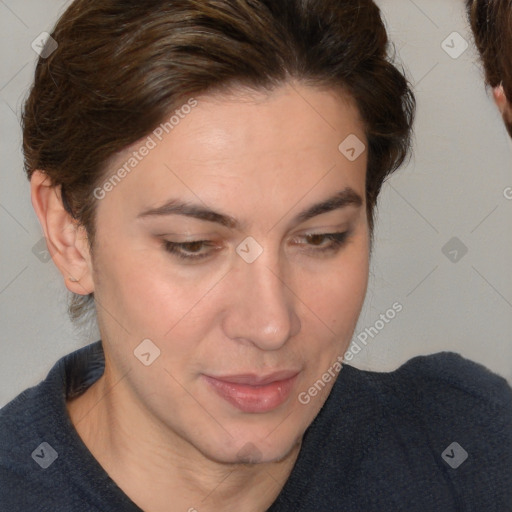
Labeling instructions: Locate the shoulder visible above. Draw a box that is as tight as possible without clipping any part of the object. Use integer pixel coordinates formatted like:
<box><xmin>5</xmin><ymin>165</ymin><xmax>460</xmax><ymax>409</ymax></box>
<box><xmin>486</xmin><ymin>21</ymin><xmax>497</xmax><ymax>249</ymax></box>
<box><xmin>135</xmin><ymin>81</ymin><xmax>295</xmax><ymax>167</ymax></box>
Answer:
<box><xmin>339</xmin><ymin>351</ymin><xmax>512</xmax><ymax>419</ymax></box>
<box><xmin>0</xmin><ymin>382</ymin><xmax>46</xmax><ymax>451</ymax></box>
<box><xmin>0</xmin><ymin>342</ymin><xmax>107</xmax><ymax>511</ymax></box>
<box><xmin>343</xmin><ymin>353</ymin><xmax>510</xmax><ymax>507</ymax></box>
<box><xmin>0</xmin><ymin>378</ymin><xmax>58</xmax><ymax>508</ymax></box>
<box><xmin>382</xmin><ymin>351</ymin><xmax>512</xmax><ymax>415</ymax></box>
<box><xmin>276</xmin><ymin>354</ymin><xmax>512</xmax><ymax>510</ymax></box>
<box><xmin>0</xmin><ymin>341</ymin><xmax>104</xmax><ymax>451</ymax></box>
<box><xmin>363</xmin><ymin>352</ymin><xmax>512</xmax><ymax>505</ymax></box>
<box><xmin>358</xmin><ymin>351</ymin><xmax>512</xmax><ymax>447</ymax></box>
<box><xmin>0</xmin><ymin>348</ymin><xmax>67</xmax><ymax>453</ymax></box>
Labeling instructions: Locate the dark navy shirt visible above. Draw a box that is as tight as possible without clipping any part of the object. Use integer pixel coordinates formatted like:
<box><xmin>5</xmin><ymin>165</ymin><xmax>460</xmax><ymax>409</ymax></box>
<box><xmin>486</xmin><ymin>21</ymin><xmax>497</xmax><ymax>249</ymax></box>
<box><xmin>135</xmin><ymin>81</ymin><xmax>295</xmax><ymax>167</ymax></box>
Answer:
<box><xmin>1</xmin><ymin>341</ymin><xmax>511</xmax><ymax>511</ymax></box>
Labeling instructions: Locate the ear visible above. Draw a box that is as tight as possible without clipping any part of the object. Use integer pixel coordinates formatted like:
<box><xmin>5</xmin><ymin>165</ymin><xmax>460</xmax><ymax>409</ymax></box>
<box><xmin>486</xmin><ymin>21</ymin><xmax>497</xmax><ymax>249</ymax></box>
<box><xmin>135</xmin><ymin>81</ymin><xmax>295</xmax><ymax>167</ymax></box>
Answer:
<box><xmin>30</xmin><ymin>170</ymin><xmax>94</xmax><ymax>295</ymax></box>
<box><xmin>493</xmin><ymin>84</ymin><xmax>509</xmax><ymax>115</ymax></box>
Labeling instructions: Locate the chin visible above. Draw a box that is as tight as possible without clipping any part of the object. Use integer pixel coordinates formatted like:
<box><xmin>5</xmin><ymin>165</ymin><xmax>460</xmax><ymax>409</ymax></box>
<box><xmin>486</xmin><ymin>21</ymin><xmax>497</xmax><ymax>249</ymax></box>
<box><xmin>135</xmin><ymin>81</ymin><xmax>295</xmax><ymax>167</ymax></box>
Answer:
<box><xmin>199</xmin><ymin>428</ymin><xmax>301</xmax><ymax>466</ymax></box>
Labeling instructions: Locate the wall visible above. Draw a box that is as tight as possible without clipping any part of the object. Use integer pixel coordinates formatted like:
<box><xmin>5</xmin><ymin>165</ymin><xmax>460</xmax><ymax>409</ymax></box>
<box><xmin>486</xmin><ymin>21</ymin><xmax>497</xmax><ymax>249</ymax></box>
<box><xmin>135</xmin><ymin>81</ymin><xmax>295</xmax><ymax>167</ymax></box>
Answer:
<box><xmin>1</xmin><ymin>0</ymin><xmax>511</xmax><ymax>407</ymax></box>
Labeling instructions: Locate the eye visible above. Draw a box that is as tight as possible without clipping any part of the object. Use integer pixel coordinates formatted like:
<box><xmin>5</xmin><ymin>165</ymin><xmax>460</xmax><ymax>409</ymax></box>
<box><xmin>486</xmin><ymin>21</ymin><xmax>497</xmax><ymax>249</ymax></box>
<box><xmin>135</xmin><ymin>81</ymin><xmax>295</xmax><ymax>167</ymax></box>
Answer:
<box><xmin>163</xmin><ymin>240</ymin><xmax>218</xmax><ymax>261</ymax></box>
<box><xmin>295</xmin><ymin>231</ymin><xmax>350</xmax><ymax>255</ymax></box>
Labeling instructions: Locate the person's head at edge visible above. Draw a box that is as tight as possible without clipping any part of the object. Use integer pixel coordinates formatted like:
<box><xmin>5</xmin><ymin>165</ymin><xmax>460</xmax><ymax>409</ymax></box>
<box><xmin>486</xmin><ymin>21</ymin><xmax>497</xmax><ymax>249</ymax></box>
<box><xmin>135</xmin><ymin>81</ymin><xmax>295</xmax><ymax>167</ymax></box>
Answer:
<box><xmin>467</xmin><ymin>0</ymin><xmax>512</xmax><ymax>137</ymax></box>
<box><xmin>24</xmin><ymin>0</ymin><xmax>414</xmax><ymax>509</ymax></box>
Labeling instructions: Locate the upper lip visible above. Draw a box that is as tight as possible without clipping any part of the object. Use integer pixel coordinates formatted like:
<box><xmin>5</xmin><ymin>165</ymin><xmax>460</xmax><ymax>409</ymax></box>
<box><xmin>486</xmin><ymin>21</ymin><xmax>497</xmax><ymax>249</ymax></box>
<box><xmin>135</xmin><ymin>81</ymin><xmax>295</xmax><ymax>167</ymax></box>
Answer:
<box><xmin>206</xmin><ymin>370</ymin><xmax>300</xmax><ymax>386</ymax></box>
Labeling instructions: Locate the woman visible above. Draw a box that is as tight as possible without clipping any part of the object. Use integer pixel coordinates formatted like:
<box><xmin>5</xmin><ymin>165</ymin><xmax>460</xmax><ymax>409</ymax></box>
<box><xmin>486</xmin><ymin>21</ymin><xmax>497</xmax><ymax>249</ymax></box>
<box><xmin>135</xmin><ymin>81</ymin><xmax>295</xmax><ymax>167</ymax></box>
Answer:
<box><xmin>467</xmin><ymin>0</ymin><xmax>512</xmax><ymax>137</ymax></box>
<box><xmin>1</xmin><ymin>0</ymin><xmax>510</xmax><ymax>510</ymax></box>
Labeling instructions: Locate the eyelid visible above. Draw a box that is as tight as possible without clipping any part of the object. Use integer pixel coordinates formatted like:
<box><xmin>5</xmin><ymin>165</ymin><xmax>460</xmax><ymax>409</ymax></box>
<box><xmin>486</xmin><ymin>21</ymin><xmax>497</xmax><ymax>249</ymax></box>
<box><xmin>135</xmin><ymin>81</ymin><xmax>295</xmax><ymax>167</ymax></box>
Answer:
<box><xmin>161</xmin><ymin>230</ymin><xmax>352</xmax><ymax>263</ymax></box>
<box><xmin>296</xmin><ymin>224</ymin><xmax>350</xmax><ymax>235</ymax></box>
<box><xmin>159</xmin><ymin>228</ymin><xmax>349</xmax><ymax>246</ymax></box>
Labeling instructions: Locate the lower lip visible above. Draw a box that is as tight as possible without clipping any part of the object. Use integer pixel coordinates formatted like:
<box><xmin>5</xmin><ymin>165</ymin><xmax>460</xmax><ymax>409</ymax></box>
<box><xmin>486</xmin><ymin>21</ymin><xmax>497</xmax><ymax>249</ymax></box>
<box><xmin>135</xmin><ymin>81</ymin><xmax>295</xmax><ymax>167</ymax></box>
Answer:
<box><xmin>203</xmin><ymin>374</ymin><xmax>298</xmax><ymax>413</ymax></box>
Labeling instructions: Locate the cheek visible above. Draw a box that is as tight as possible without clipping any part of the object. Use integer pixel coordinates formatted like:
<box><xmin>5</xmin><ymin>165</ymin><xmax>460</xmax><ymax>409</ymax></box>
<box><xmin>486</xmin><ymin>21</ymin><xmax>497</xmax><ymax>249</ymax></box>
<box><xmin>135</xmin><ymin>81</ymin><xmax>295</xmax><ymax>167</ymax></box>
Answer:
<box><xmin>92</xmin><ymin>240</ymin><xmax>179</xmax><ymax>334</ymax></box>
<box><xmin>93</xmin><ymin>239</ymin><xmax>227</xmax><ymax>349</ymax></box>
<box><xmin>324</xmin><ymin>270</ymin><xmax>367</xmax><ymax>345</ymax></box>
<box><xmin>300</xmin><ymin>237</ymin><xmax>369</xmax><ymax>339</ymax></box>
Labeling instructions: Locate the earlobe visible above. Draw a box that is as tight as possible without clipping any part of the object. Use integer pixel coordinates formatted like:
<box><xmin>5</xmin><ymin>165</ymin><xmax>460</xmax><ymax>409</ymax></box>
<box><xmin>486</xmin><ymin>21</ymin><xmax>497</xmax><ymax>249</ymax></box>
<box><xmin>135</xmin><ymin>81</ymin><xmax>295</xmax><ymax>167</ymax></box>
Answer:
<box><xmin>30</xmin><ymin>170</ymin><xmax>94</xmax><ymax>295</ymax></box>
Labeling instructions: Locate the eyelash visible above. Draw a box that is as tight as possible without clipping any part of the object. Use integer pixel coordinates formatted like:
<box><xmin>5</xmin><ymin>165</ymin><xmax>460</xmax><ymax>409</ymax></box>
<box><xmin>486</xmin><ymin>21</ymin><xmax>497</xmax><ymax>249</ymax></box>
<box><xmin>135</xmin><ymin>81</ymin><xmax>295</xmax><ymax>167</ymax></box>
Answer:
<box><xmin>162</xmin><ymin>232</ymin><xmax>350</xmax><ymax>262</ymax></box>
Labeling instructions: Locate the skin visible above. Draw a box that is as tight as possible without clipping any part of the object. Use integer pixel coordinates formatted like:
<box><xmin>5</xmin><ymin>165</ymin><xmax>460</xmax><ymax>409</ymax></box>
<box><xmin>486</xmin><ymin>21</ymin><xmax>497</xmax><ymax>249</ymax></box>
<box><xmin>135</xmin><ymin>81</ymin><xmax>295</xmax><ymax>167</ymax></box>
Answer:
<box><xmin>31</xmin><ymin>82</ymin><xmax>370</xmax><ymax>512</ymax></box>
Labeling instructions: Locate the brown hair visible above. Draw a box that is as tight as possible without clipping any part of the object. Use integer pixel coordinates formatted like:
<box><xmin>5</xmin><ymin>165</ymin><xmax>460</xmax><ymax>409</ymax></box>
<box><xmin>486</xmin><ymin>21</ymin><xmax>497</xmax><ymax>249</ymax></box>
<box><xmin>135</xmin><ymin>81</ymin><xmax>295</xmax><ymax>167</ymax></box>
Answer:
<box><xmin>466</xmin><ymin>0</ymin><xmax>512</xmax><ymax>135</ymax></box>
<box><xmin>22</xmin><ymin>0</ymin><xmax>415</xmax><ymax>321</ymax></box>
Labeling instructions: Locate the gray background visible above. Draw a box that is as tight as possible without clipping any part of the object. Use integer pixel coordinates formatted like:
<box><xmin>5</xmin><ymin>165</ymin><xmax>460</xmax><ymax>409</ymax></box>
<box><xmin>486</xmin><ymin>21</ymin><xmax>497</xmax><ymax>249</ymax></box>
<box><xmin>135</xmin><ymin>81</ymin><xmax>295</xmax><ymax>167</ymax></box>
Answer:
<box><xmin>1</xmin><ymin>0</ymin><xmax>511</xmax><ymax>408</ymax></box>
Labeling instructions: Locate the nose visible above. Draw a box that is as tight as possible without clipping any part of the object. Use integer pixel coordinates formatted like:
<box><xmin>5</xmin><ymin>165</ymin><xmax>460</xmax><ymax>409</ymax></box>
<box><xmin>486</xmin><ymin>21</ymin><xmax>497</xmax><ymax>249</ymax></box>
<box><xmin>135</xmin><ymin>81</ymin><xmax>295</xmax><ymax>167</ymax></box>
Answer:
<box><xmin>222</xmin><ymin>248</ymin><xmax>301</xmax><ymax>351</ymax></box>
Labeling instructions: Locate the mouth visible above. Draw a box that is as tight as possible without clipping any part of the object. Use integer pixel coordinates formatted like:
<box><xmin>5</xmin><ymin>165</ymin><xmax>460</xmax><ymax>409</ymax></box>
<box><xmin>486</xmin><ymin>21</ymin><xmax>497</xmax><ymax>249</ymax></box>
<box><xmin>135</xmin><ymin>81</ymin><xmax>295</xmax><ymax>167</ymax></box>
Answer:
<box><xmin>202</xmin><ymin>370</ymin><xmax>300</xmax><ymax>413</ymax></box>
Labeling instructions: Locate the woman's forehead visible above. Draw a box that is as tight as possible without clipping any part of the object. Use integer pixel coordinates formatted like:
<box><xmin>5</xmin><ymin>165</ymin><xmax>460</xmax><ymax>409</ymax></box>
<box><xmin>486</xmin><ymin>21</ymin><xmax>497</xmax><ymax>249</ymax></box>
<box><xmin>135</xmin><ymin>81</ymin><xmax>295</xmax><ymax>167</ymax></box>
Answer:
<box><xmin>98</xmin><ymin>83</ymin><xmax>367</xmax><ymax>217</ymax></box>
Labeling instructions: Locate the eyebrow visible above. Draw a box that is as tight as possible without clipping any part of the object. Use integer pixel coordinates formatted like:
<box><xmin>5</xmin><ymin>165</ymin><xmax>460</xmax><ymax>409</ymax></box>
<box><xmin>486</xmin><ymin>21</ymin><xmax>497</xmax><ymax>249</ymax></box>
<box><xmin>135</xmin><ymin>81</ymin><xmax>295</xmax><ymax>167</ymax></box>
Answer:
<box><xmin>137</xmin><ymin>187</ymin><xmax>363</xmax><ymax>230</ymax></box>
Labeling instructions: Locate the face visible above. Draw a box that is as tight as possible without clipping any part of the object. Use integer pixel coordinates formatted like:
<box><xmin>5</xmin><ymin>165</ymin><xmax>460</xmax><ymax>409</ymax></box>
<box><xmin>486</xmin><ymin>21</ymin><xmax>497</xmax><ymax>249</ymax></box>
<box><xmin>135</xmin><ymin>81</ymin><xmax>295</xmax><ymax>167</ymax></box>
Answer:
<box><xmin>89</xmin><ymin>82</ymin><xmax>370</xmax><ymax>464</ymax></box>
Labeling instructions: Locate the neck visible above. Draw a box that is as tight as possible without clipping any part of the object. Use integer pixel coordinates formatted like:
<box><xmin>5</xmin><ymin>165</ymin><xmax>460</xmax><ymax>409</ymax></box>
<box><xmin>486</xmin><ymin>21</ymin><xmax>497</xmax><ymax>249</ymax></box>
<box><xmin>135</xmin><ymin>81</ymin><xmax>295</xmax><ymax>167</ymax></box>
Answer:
<box><xmin>66</xmin><ymin>366</ymin><xmax>301</xmax><ymax>512</ymax></box>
